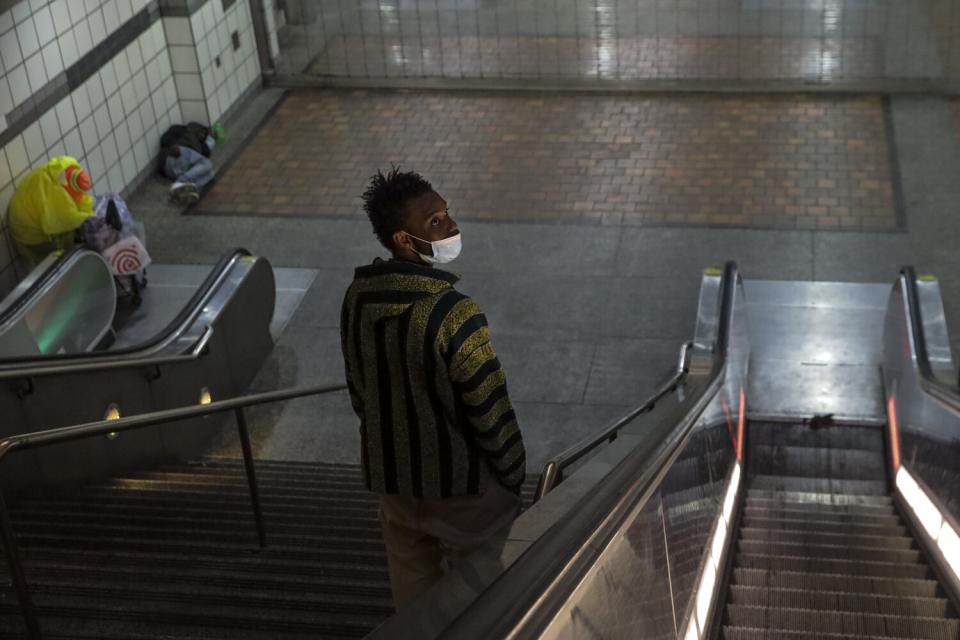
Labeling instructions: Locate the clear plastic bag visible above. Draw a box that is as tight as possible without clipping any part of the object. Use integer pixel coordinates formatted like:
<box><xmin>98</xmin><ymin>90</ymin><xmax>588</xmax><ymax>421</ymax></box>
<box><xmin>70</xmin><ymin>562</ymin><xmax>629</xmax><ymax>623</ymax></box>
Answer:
<box><xmin>82</xmin><ymin>194</ymin><xmax>147</xmax><ymax>253</ymax></box>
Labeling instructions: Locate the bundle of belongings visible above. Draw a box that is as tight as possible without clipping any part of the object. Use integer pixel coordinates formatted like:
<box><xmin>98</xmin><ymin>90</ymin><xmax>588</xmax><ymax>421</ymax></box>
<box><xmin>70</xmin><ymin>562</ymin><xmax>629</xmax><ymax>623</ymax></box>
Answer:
<box><xmin>82</xmin><ymin>194</ymin><xmax>150</xmax><ymax>305</ymax></box>
<box><xmin>158</xmin><ymin>121</ymin><xmax>224</xmax><ymax>206</ymax></box>
<box><xmin>7</xmin><ymin>156</ymin><xmax>151</xmax><ymax>305</ymax></box>
<box><xmin>8</xmin><ymin>156</ymin><xmax>94</xmax><ymax>267</ymax></box>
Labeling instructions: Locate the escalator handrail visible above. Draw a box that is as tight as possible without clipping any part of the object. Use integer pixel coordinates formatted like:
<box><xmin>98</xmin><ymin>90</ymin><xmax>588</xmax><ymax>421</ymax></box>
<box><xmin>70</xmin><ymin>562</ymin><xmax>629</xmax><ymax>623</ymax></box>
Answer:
<box><xmin>0</xmin><ymin>248</ymin><xmax>252</xmax><ymax>375</ymax></box>
<box><xmin>900</xmin><ymin>266</ymin><xmax>960</xmax><ymax>412</ymax></box>
<box><xmin>0</xmin><ymin>247</ymin><xmax>85</xmax><ymax>331</ymax></box>
<box><xmin>440</xmin><ymin>261</ymin><xmax>739</xmax><ymax>640</ymax></box>
<box><xmin>0</xmin><ymin>325</ymin><xmax>215</xmax><ymax>380</ymax></box>
<box><xmin>535</xmin><ymin>340</ymin><xmax>693</xmax><ymax>501</ymax></box>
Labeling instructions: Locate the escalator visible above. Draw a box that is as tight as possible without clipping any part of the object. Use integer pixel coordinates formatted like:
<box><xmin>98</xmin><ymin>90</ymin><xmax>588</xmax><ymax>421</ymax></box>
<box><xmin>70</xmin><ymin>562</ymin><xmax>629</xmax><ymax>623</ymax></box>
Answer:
<box><xmin>722</xmin><ymin>421</ymin><xmax>958</xmax><ymax>639</ymax></box>
<box><xmin>431</xmin><ymin>262</ymin><xmax>960</xmax><ymax>640</ymax></box>
<box><xmin>0</xmin><ymin>248</ymin><xmax>277</xmax><ymax>493</ymax></box>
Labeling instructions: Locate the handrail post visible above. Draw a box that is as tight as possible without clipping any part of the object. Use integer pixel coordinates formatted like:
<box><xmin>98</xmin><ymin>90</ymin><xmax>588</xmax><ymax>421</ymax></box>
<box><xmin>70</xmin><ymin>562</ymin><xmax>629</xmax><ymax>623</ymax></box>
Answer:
<box><xmin>0</xmin><ymin>488</ymin><xmax>41</xmax><ymax>639</ymax></box>
<box><xmin>235</xmin><ymin>408</ymin><xmax>267</xmax><ymax>548</ymax></box>
<box><xmin>536</xmin><ymin>461</ymin><xmax>559</xmax><ymax>502</ymax></box>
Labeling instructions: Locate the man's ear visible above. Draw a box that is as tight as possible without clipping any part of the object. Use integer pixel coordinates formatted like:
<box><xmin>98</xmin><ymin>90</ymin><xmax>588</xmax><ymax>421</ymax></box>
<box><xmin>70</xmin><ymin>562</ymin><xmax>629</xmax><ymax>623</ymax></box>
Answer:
<box><xmin>392</xmin><ymin>229</ymin><xmax>411</xmax><ymax>252</ymax></box>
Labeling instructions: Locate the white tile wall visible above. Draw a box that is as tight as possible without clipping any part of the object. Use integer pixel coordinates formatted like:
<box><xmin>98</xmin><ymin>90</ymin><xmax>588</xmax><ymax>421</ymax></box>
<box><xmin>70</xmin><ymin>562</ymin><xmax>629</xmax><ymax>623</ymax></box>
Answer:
<box><xmin>193</xmin><ymin>0</ymin><xmax>260</xmax><ymax>124</ymax></box>
<box><xmin>0</xmin><ymin>0</ymin><xmax>263</xmax><ymax>297</ymax></box>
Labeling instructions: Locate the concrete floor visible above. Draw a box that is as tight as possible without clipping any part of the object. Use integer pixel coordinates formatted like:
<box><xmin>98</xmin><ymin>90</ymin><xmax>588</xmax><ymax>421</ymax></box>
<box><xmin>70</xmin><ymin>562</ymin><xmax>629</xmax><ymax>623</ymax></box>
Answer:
<box><xmin>123</xmin><ymin>86</ymin><xmax>960</xmax><ymax>473</ymax></box>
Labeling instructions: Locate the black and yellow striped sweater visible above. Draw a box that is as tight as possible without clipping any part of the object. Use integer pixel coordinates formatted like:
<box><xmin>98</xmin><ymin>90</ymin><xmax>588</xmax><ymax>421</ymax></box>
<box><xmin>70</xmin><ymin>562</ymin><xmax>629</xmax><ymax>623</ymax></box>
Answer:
<box><xmin>340</xmin><ymin>258</ymin><xmax>526</xmax><ymax>499</ymax></box>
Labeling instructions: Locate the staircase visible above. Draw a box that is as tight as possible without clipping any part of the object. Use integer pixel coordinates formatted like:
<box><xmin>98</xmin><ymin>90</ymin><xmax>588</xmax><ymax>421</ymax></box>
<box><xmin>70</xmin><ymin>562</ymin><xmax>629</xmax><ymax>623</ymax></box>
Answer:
<box><xmin>0</xmin><ymin>457</ymin><xmax>538</xmax><ymax>639</ymax></box>
<box><xmin>721</xmin><ymin>422</ymin><xmax>960</xmax><ymax>640</ymax></box>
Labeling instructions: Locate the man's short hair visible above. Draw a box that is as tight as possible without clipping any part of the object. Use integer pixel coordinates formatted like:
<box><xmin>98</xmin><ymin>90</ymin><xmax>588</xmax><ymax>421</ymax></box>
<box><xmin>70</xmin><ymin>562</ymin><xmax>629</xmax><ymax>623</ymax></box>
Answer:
<box><xmin>362</xmin><ymin>167</ymin><xmax>433</xmax><ymax>249</ymax></box>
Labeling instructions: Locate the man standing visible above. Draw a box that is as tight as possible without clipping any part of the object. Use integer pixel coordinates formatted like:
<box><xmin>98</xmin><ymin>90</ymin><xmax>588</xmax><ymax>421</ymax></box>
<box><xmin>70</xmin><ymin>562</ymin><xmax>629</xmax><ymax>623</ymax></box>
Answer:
<box><xmin>341</xmin><ymin>168</ymin><xmax>526</xmax><ymax>609</ymax></box>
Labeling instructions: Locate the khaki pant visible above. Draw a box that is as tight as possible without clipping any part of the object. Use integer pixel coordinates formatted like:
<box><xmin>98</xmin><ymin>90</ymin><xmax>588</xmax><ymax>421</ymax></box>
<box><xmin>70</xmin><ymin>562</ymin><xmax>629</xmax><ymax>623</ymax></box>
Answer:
<box><xmin>378</xmin><ymin>483</ymin><xmax>521</xmax><ymax>609</ymax></box>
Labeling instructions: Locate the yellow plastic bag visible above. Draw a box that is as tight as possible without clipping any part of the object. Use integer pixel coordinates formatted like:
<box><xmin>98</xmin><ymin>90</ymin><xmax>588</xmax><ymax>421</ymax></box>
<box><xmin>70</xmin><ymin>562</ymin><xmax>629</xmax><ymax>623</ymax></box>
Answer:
<box><xmin>8</xmin><ymin>157</ymin><xmax>94</xmax><ymax>246</ymax></box>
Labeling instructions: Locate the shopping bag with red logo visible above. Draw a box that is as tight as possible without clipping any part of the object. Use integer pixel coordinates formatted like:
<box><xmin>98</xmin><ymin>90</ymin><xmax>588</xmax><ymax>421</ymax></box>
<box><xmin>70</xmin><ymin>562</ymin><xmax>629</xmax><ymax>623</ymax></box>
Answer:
<box><xmin>102</xmin><ymin>235</ymin><xmax>152</xmax><ymax>276</ymax></box>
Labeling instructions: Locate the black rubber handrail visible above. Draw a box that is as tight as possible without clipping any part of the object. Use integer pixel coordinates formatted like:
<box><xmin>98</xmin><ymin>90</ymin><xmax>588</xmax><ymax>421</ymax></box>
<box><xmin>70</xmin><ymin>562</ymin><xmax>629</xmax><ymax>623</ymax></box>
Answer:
<box><xmin>0</xmin><ymin>248</ymin><xmax>251</xmax><ymax>368</ymax></box>
<box><xmin>901</xmin><ymin>266</ymin><xmax>960</xmax><ymax>411</ymax></box>
<box><xmin>440</xmin><ymin>261</ymin><xmax>739</xmax><ymax>640</ymax></box>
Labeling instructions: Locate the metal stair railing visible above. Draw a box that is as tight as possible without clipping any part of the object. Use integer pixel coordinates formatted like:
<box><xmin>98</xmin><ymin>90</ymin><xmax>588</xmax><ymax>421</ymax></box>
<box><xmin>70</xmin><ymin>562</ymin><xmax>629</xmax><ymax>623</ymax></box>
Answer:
<box><xmin>535</xmin><ymin>340</ymin><xmax>693</xmax><ymax>501</ymax></box>
<box><xmin>0</xmin><ymin>382</ymin><xmax>349</xmax><ymax>640</ymax></box>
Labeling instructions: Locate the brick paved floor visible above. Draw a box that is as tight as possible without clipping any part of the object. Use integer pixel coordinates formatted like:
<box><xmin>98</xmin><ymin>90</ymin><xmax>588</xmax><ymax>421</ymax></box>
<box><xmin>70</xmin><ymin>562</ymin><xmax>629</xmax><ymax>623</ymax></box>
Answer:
<box><xmin>199</xmin><ymin>90</ymin><xmax>899</xmax><ymax>231</ymax></box>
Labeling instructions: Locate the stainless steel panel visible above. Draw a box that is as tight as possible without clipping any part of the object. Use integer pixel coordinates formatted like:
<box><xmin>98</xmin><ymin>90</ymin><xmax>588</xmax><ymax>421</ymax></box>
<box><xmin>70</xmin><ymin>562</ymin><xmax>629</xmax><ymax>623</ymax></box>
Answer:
<box><xmin>540</xmin><ymin>489</ymin><xmax>675</xmax><ymax>640</ymax></box>
<box><xmin>539</xmin><ymin>268</ymin><xmax>748</xmax><ymax>639</ymax></box>
<box><xmin>744</xmin><ymin>280</ymin><xmax>889</xmax><ymax>423</ymax></box>
<box><xmin>748</xmin><ymin>360</ymin><xmax>884</xmax><ymax>423</ymax></box>
<box><xmin>915</xmin><ymin>276</ymin><xmax>956</xmax><ymax>383</ymax></box>
<box><xmin>0</xmin><ymin>251</ymin><xmax>116</xmax><ymax>357</ymax></box>
<box><xmin>884</xmin><ymin>275</ymin><xmax>960</xmax><ymax>528</ymax></box>
<box><xmin>743</xmin><ymin>281</ymin><xmax>889</xmax><ymax>312</ymax></box>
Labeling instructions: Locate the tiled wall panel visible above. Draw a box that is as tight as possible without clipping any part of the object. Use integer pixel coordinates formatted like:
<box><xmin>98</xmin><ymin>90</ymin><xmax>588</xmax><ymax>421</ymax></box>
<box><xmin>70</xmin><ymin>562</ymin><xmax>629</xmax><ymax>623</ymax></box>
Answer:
<box><xmin>0</xmin><ymin>0</ymin><xmax>262</xmax><ymax>297</ymax></box>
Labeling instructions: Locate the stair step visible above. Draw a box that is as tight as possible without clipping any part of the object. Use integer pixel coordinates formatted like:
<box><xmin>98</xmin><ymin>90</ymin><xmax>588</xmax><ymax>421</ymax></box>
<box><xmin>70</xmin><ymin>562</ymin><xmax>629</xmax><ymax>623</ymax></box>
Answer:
<box><xmin>742</xmin><ymin>515</ymin><xmax>906</xmax><ymax>537</ymax></box>
<box><xmin>738</xmin><ymin>527</ymin><xmax>915</xmax><ymax>550</ymax></box>
<box><xmin>11</xmin><ymin>505</ymin><xmax>384</xmax><ymax>538</ymax></box>
<box><xmin>28</xmin><ymin>563</ymin><xmax>392</xmax><ymax>600</ymax></box>
<box><xmin>725</xmin><ymin>604</ymin><xmax>959</xmax><ymax>638</ymax></box>
<box><xmin>735</xmin><ymin>553</ymin><xmax>931</xmax><ymax>579</ymax></box>
<box><xmin>35</xmin><ymin>493</ymin><xmax>380</xmax><ymax>521</ymax></box>
<box><xmin>732</xmin><ymin>568</ymin><xmax>942</xmax><ymax>598</ymax></box>
<box><xmin>13</xmin><ymin>533</ymin><xmax>387</xmax><ymax>566</ymax></box>
<box><xmin>737</xmin><ymin>540</ymin><xmax>921</xmax><ymax>564</ymax></box>
<box><xmin>728</xmin><ymin>586</ymin><xmax>954</xmax><ymax>618</ymax></box>
<box><xmin>0</xmin><ymin>600</ymin><xmax>378</xmax><ymax>639</ymax></box>
<box><xmin>11</xmin><ymin>520</ymin><xmax>386</xmax><ymax>551</ymax></box>
<box><xmin>78</xmin><ymin>483</ymin><xmax>381</xmax><ymax>505</ymax></box>
<box><xmin>20</xmin><ymin>547</ymin><xmax>391</xmax><ymax>582</ymax></box>
<box><xmin>748</xmin><ymin>476</ymin><xmax>888</xmax><ymax>497</ymax></box>
<box><xmin>19</xmin><ymin>579</ymin><xmax>392</xmax><ymax>615</ymax></box>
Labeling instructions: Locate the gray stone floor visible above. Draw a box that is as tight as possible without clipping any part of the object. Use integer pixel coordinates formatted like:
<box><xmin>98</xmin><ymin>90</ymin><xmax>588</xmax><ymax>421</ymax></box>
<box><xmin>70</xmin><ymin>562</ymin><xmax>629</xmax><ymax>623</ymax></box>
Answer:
<box><xmin>124</xmin><ymin>87</ymin><xmax>960</xmax><ymax>472</ymax></box>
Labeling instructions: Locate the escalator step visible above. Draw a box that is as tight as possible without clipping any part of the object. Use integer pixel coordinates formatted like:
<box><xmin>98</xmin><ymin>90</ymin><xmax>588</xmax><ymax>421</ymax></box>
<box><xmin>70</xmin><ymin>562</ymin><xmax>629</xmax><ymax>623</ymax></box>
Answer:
<box><xmin>742</xmin><ymin>515</ymin><xmax>906</xmax><ymax>537</ymax></box>
<box><xmin>744</xmin><ymin>498</ymin><xmax>896</xmax><ymax>516</ymax></box>
<box><xmin>747</xmin><ymin>423</ymin><xmax>885</xmax><ymax>451</ymax></box>
<box><xmin>746</xmin><ymin>489</ymin><xmax>892</xmax><ymax>507</ymax></box>
<box><xmin>743</xmin><ymin>505</ymin><xmax>901</xmax><ymax>526</ymax></box>
<box><xmin>737</xmin><ymin>540</ymin><xmax>921</xmax><ymax>564</ymax></box>
<box><xmin>748</xmin><ymin>476</ymin><xmax>888</xmax><ymax>496</ymax></box>
<box><xmin>749</xmin><ymin>446</ymin><xmax>886</xmax><ymax>481</ymax></box>
<box><xmin>728</xmin><ymin>586</ymin><xmax>954</xmax><ymax>618</ymax></box>
<box><xmin>738</xmin><ymin>527</ymin><xmax>915</xmax><ymax>550</ymax></box>
<box><xmin>725</xmin><ymin>604</ymin><xmax>959</xmax><ymax>638</ymax></box>
<box><xmin>723</xmin><ymin>627</ymin><xmax>928</xmax><ymax>640</ymax></box>
<box><xmin>732</xmin><ymin>568</ymin><xmax>942</xmax><ymax>598</ymax></box>
<box><xmin>735</xmin><ymin>553</ymin><xmax>931</xmax><ymax>579</ymax></box>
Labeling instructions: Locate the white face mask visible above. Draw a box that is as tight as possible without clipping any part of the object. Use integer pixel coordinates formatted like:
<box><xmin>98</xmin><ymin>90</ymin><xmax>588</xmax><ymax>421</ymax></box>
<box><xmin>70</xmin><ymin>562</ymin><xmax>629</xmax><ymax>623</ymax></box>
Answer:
<box><xmin>408</xmin><ymin>231</ymin><xmax>462</xmax><ymax>264</ymax></box>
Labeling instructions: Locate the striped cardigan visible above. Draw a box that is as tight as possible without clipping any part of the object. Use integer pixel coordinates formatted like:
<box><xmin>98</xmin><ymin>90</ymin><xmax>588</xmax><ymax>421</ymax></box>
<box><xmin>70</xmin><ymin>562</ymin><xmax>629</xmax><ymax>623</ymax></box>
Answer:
<box><xmin>340</xmin><ymin>258</ymin><xmax>526</xmax><ymax>498</ymax></box>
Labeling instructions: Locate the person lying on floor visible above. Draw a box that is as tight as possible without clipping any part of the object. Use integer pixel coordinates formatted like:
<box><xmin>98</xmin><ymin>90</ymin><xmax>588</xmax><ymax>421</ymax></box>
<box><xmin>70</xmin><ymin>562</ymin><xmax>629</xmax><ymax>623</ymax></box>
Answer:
<box><xmin>162</xmin><ymin>144</ymin><xmax>215</xmax><ymax>205</ymax></box>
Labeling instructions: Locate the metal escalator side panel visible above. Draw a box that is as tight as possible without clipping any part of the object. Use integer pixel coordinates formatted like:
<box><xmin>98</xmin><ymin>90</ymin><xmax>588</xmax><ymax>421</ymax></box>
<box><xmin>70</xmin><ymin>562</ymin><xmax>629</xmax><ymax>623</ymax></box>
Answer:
<box><xmin>0</xmin><ymin>250</ymin><xmax>116</xmax><ymax>358</ymax></box>
<box><xmin>0</xmin><ymin>254</ymin><xmax>277</xmax><ymax>495</ymax></box>
<box><xmin>884</xmin><ymin>268</ymin><xmax>960</xmax><ymax>604</ymax></box>
<box><xmin>0</xmin><ymin>248</ymin><xmax>253</xmax><ymax>371</ymax></box>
